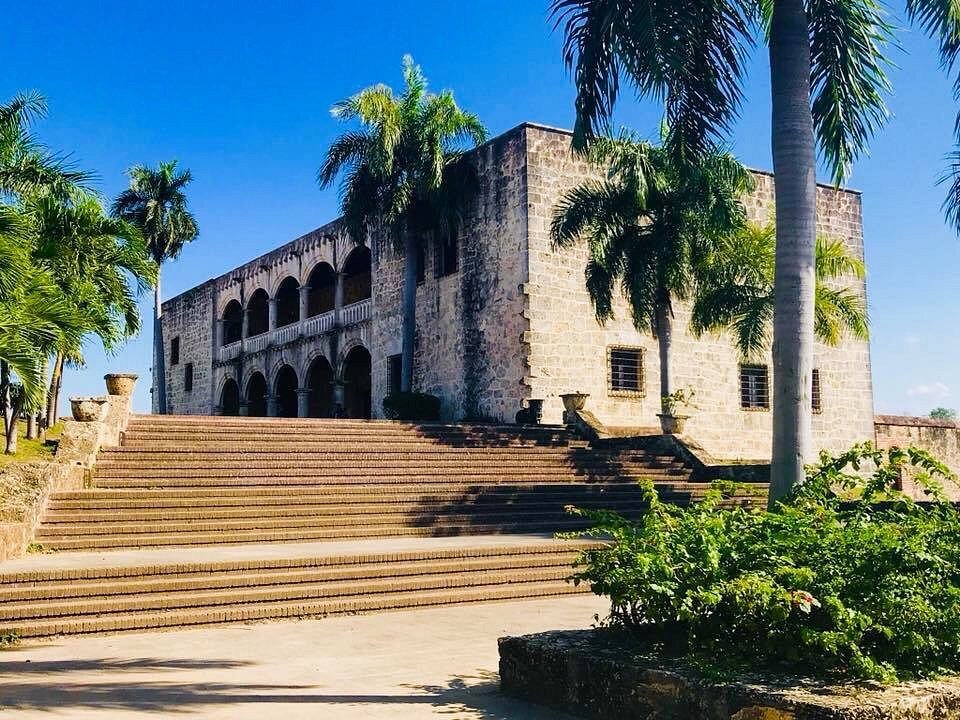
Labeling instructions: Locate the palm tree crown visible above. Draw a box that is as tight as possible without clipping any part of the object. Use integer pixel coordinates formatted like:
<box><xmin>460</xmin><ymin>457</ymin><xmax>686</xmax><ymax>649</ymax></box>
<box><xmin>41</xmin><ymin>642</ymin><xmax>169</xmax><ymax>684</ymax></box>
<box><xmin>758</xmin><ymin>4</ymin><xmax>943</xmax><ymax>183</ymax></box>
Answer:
<box><xmin>691</xmin><ymin>222</ymin><xmax>868</xmax><ymax>357</ymax></box>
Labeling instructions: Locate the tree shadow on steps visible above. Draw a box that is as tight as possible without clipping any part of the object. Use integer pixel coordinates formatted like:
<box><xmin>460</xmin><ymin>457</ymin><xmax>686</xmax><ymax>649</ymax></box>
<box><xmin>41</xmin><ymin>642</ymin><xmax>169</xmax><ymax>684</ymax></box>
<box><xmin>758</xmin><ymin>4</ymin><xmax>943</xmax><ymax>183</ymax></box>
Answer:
<box><xmin>0</xmin><ymin>657</ymin><xmax>253</xmax><ymax>675</ymax></box>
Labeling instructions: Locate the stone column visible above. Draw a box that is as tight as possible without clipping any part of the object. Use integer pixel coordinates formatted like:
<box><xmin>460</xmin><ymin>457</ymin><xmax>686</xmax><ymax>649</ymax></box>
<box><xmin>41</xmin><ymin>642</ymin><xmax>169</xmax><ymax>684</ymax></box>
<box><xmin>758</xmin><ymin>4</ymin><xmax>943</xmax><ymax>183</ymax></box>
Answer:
<box><xmin>334</xmin><ymin>272</ymin><xmax>345</xmax><ymax>326</ymax></box>
<box><xmin>268</xmin><ymin>298</ymin><xmax>278</xmax><ymax>331</ymax></box>
<box><xmin>299</xmin><ymin>285</ymin><xmax>310</xmax><ymax>322</ymax></box>
<box><xmin>242</xmin><ymin>309</ymin><xmax>250</xmax><ymax>339</ymax></box>
<box><xmin>296</xmin><ymin>388</ymin><xmax>311</xmax><ymax>418</ymax></box>
<box><xmin>239</xmin><ymin>401</ymin><xmax>249</xmax><ymax>417</ymax></box>
<box><xmin>266</xmin><ymin>394</ymin><xmax>279</xmax><ymax>417</ymax></box>
<box><xmin>332</xmin><ymin>380</ymin><xmax>346</xmax><ymax>418</ymax></box>
<box><xmin>215</xmin><ymin>319</ymin><xmax>225</xmax><ymax>347</ymax></box>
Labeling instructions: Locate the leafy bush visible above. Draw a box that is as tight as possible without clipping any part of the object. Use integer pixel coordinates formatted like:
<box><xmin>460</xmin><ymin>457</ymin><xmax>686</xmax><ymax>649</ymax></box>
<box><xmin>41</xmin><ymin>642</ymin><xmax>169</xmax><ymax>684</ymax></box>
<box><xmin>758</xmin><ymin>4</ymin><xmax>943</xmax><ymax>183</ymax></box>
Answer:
<box><xmin>382</xmin><ymin>392</ymin><xmax>441</xmax><ymax>421</ymax></box>
<box><xmin>566</xmin><ymin>443</ymin><xmax>960</xmax><ymax>682</ymax></box>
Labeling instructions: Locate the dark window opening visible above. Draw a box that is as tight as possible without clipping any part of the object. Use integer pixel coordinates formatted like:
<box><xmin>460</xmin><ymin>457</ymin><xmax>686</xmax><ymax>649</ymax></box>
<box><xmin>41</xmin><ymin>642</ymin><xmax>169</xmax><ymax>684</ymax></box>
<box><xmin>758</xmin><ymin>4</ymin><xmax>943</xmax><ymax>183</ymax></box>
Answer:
<box><xmin>184</xmin><ymin>363</ymin><xmax>193</xmax><ymax>392</ymax></box>
<box><xmin>415</xmin><ymin>242</ymin><xmax>426</xmax><ymax>285</ymax></box>
<box><xmin>608</xmin><ymin>347</ymin><xmax>643</xmax><ymax>395</ymax></box>
<box><xmin>342</xmin><ymin>246</ymin><xmax>372</xmax><ymax>305</ymax></box>
<box><xmin>246</xmin><ymin>289</ymin><xmax>270</xmax><ymax>337</ymax></box>
<box><xmin>389</xmin><ymin>354</ymin><xmax>402</xmax><ymax>394</ymax></box>
<box><xmin>222</xmin><ymin>301</ymin><xmax>242</xmax><ymax>345</ymax></box>
<box><xmin>275</xmin><ymin>277</ymin><xmax>300</xmax><ymax>327</ymax></box>
<box><xmin>307</xmin><ymin>263</ymin><xmax>336</xmax><ymax>317</ymax></box>
<box><xmin>436</xmin><ymin>228</ymin><xmax>458</xmax><ymax>277</ymax></box>
<box><xmin>740</xmin><ymin>365</ymin><xmax>769</xmax><ymax>410</ymax></box>
<box><xmin>170</xmin><ymin>337</ymin><xmax>180</xmax><ymax>366</ymax></box>
<box><xmin>812</xmin><ymin>368</ymin><xmax>822</xmax><ymax>413</ymax></box>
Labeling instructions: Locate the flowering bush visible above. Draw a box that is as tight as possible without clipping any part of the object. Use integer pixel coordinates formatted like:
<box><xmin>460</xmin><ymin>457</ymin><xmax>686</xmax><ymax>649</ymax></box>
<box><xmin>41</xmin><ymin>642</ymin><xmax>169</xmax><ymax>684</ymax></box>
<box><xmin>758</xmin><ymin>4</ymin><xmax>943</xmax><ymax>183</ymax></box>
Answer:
<box><xmin>566</xmin><ymin>444</ymin><xmax>960</xmax><ymax>682</ymax></box>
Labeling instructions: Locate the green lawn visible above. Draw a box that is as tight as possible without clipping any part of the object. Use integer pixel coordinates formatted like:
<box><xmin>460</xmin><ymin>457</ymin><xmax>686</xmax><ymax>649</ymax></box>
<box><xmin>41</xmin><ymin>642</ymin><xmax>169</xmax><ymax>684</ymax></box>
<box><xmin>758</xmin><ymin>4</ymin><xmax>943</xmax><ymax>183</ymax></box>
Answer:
<box><xmin>0</xmin><ymin>421</ymin><xmax>62</xmax><ymax>467</ymax></box>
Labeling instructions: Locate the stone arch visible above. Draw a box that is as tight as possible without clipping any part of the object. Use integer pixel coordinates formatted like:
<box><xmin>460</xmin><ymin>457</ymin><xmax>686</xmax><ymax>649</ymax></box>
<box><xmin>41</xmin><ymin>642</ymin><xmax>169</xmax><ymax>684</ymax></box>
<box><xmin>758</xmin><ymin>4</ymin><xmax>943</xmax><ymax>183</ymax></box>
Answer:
<box><xmin>273</xmin><ymin>364</ymin><xmax>299</xmax><ymax>418</ymax></box>
<box><xmin>221</xmin><ymin>300</ymin><xmax>243</xmax><ymax>345</ymax></box>
<box><xmin>342</xmin><ymin>345</ymin><xmax>372</xmax><ymax>419</ymax></box>
<box><xmin>306</xmin><ymin>262</ymin><xmax>336</xmax><ymax>317</ymax></box>
<box><xmin>246</xmin><ymin>288</ymin><xmax>270</xmax><ymax>337</ymax></box>
<box><xmin>219</xmin><ymin>377</ymin><xmax>240</xmax><ymax>415</ymax></box>
<box><xmin>274</xmin><ymin>276</ymin><xmax>300</xmax><ymax>327</ymax></box>
<box><xmin>245</xmin><ymin>372</ymin><xmax>268</xmax><ymax>417</ymax></box>
<box><xmin>342</xmin><ymin>246</ymin><xmax>371</xmax><ymax>304</ymax></box>
<box><xmin>306</xmin><ymin>355</ymin><xmax>335</xmax><ymax>418</ymax></box>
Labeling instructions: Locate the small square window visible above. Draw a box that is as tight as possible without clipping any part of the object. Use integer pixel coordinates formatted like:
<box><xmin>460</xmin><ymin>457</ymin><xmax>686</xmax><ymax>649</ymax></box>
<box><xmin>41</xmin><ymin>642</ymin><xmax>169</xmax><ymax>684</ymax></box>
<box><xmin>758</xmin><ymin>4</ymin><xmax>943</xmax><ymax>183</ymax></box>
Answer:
<box><xmin>740</xmin><ymin>364</ymin><xmax>769</xmax><ymax>410</ymax></box>
<box><xmin>170</xmin><ymin>336</ymin><xmax>180</xmax><ymax>366</ymax></box>
<box><xmin>436</xmin><ymin>228</ymin><xmax>458</xmax><ymax>277</ymax></box>
<box><xmin>608</xmin><ymin>347</ymin><xmax>643</xmax><ymax>396</ymax></box>
<box><xmin>812</xmin><ymin>368</ymin><xmax>822</xmax><ymax>413</ymax></box>
<box><xmin>184</xmin><ymin>363</ymin><xmax>193</xmax><ymax>392</ymax></box>
<box><xmin>388</xmin><ymin>354</ymin><xmax>402</xmax><ymax>395</ymax></box>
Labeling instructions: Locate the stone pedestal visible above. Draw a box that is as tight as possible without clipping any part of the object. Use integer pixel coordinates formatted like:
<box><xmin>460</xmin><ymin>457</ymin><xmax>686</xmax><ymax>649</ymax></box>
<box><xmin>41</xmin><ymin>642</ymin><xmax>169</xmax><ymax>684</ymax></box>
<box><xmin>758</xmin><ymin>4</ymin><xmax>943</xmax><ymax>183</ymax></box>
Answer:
<box><xmin>296</xmin><ymin>388</ymin><xmax>311</xmax><ymax>418</ymax></box>
<box><xmin>266</xmin><ymin>394</ymin><xmax>279</xmax><ymax>417</ymax></box>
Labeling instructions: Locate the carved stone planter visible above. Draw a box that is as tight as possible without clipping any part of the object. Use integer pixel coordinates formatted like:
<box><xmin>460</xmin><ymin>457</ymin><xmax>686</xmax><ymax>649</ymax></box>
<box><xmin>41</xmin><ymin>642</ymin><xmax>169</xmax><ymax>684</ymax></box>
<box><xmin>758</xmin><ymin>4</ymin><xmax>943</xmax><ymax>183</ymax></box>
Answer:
<box><xmin>70</xmin><ymin>397</ymin><xmax>108</xmax><ymax>422</ymax></box>
<box><xmin>657</xmin><ymin>413</ymin><xmax>689</xmax><ymax>434</ymax></box>
<box><xmin>560</xmin><ymin>392</ymin><xmax>589</xmax><ymax>413</ymax></box>
<box><xmin>104</xmin><ymin>373</ymin><xmax>138</xmax><ymax>397</ymax></box>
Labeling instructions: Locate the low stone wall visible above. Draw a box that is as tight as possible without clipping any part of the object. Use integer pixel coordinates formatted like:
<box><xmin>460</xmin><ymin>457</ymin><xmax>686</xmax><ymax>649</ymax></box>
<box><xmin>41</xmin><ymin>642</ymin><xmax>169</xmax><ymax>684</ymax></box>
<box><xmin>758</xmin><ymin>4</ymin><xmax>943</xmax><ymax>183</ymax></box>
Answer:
<box><xmin>0</xmin><ymin>382</ymin><xmax>135</xmax><ymax>562</ymax></box>
<box><xmin>499</xmin><ymin>630</ymin><xmax>960</xmax><ymax>720</ymax></box>
<box><xmin>875</xmin><ymin>415</ymin><xmax>960</xmax><ymax>500</ymax></box>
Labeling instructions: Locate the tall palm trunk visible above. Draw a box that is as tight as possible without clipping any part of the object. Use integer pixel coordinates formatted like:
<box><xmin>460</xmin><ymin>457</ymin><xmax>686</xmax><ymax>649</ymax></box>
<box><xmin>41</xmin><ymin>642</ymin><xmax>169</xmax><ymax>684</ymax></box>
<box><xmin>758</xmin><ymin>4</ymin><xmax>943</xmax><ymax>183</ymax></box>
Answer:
<box><xmin>768</xmin><ymin>0</ymin><xmax>818</xmax><ymax>506</ymax></box>
<box><xmin>46</xmin><ymin>352</ymin><xmax>64</xmax><ymax>426</ymax></box>
<box><xmin>153</xmin><ymin>270</ymin><xmax>168</xmax><ymax>414</ymax></box>
<box><xmin>400</xmin><ymin>233</ymin><xmax>417</xmax><ymax>392</ymax></box>
<box><xmin>1</xmin><ymin>361</ymin><xmax>17</xmax><ymax>455</ymax></box>
<box><xmin>654</xmin><ymin>293</ymin><xmax>673</xmax><ymax>408</ymax></box>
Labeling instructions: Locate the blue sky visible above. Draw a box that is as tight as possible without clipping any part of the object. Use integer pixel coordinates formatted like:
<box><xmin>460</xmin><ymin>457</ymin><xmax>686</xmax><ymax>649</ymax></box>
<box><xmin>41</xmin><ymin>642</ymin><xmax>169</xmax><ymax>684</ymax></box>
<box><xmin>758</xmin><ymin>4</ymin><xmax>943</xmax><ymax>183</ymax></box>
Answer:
<box><xmin>3</xmin><ymin>1</ymin><xmax>957</xmax><ymax>416</ymax></box>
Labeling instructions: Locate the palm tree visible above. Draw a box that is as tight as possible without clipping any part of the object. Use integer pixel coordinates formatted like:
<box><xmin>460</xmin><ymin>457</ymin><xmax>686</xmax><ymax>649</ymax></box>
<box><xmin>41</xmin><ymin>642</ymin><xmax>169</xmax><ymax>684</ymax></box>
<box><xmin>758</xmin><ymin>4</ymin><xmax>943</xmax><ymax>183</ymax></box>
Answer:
<box><xmin>30</xmin><ymin>193</ymin><xmax>156</xmax><ymax>423</ymax></box>
<box><xmin>550</xmin><ymin>0</ymin><xmax>955</xmax><ymax>503</ymax></box>
<box><xmin>691</xmin><ymin>222</ymin><xmax>868</xmax><ymax>357</ymax></box>
<box><xmin>318</xmin><ymin>55</ymin><xmax>487</xmax><ymax>392</ymax></box>
<box><xmin>551</xmin><ymin>132</ymin><xmax>754</xmax><ymax>412</ymax></box>
<box><xmin>112</xmin><ymin>161</ymin><xmax>198</xmax><ymax>415</ymax></box>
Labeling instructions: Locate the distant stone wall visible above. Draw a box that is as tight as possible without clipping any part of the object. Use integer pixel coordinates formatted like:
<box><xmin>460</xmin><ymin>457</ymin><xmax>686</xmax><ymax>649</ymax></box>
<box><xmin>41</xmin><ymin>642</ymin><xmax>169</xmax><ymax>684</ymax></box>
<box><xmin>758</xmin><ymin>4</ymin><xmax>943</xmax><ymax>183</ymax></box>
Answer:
<box><xmin>523</xmin><ymin>124</ymin><xmax>875</xmax><ymax>461</ymax></box>
<box><xmin>875</xmin><ymin>415</ymin><xmax>960</xmax><ymax>499</ymax></box>
<box><xmin>160</xmin><ymin>281</ymin><xmax>214</xmax><ymax>414</ymax></box>
<box><xmin>370</xmin><ymin>127</ymin><xmax>530</xmax><ymax>421</ymax></box>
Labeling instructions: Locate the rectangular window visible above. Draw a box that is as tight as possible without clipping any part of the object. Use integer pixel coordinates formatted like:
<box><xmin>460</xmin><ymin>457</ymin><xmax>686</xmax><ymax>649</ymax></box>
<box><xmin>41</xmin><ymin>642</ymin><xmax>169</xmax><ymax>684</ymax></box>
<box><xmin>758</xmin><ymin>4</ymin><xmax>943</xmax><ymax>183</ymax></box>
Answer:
<box><xmin>389</xmin><ymin>354</ymin><xmax>402</xmax><ymax>395</ymax></box>
<box><xmin>184</xmin><ymin>363</ymin><xmax>194</xmax><ymax>392</ymax></box>
<box><xmin>170</xmin><ymin>336</ymin><xmax>180</xmax><ymax>366</ymax></box>
<box><xmin>740</xmin><ymin>364</ymin><xmax>769</xmax><ymax>410</ymax></box>
<box><xmin>436</xmin><ymin>228</ymin><xmax>458</xmax><ymax>277</ymax></box>
<box><xmin>812</xmin><ymin>368</ymin><xmax>822</xmax><ymax>413</ymax></box>
<box><xmin>608</xmin><ymin>347</ymin><xmax>643</xmax><ymax>396</ymax></box>
<box><xmin>415</xmin><ymin>242</ymin><xmax>426</xmax><ymax>285</ymax></box>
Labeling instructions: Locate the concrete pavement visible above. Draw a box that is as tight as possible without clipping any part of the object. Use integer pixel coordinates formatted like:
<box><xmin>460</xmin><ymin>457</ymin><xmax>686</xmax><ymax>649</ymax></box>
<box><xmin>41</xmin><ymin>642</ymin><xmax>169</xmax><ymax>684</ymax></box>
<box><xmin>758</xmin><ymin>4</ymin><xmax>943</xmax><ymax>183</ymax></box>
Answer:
<box><xmin>0</xmin><ymin>595</ymin><xmax>607</xmax><ymax>719</ymax></box>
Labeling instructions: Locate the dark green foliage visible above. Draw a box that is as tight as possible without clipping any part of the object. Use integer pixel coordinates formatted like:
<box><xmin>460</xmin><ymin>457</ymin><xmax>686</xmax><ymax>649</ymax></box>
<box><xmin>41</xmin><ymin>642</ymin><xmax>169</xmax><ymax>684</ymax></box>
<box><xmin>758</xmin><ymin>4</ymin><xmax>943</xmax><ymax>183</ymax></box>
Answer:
<box><xmin>382</xmin><ymin>392</ymin><xmax>441</xmax><ymax>422</ymax></box>
<box><xmin>566</xmin><ymin>444</ymin><xmax>960</xmax><ymax>682</ymax></box>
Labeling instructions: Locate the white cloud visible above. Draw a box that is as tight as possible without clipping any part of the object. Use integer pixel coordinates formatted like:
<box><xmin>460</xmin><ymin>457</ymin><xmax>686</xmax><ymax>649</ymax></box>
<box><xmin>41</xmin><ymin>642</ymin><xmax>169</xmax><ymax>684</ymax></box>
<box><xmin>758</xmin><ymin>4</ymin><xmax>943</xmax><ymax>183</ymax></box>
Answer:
<box><xmin>906</xmin><ymin>382</ymin><xmax>951</xmax><ymax>399</ymax></box>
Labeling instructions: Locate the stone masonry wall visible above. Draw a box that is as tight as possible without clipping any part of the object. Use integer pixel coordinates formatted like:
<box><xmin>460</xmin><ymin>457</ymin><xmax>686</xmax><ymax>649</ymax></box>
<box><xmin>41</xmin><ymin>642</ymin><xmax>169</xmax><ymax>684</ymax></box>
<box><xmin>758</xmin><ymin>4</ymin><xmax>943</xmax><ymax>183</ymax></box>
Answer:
<box><xmin>370</xmin><ymin>127</ymin><xmax>529</xmax><ymax>421</ymax></box>
<box><xmin>159</xmin><ymin>281</ymin><xmax>214</xmax><ymax>414</ymax></box>
<box><xmin>875</xmin><ymin>415</ymin><xmax>960</xmax><ymax>500</ymax></box>
<box><xmin>523</xmin><ymin>124</ymin><xmax>875</xmax><ymax>460</ymax></box>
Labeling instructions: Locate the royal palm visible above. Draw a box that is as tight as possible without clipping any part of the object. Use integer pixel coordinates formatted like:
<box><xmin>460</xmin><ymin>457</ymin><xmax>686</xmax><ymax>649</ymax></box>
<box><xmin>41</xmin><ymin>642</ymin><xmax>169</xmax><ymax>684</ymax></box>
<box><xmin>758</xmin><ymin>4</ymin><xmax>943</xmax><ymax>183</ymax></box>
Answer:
<box><xmin>318</xmin><ymin>56</ymin><xmax>486</xmax><ymax>392</ymax></box>
<box><xmin>551</xmin><ymin>132</ymin><xmax>753</xmax><ymax>412</ymax></box>
<box><xmin>551</xmin><ymin>0</ymin><xmax>957</xmax><ymax>503</ymax></box>
<box><xmin>113</xmin><ymin>161</ymin><xmax>198</xmax><ymax>415</ymax></box>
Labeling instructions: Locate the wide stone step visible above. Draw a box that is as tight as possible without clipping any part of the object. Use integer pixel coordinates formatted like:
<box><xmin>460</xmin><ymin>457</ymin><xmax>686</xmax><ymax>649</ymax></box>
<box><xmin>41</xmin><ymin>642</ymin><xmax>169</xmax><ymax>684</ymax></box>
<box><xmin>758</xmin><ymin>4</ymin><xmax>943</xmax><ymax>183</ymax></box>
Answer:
<box><xmin>33</xmin><ymin>518</ymin><xmax>615</xmax><ymax>550</ymax></box>
<box><xmin>1</xmin><ymin>580</ymin><xmax>585</xmax><ymax>637</ymax></box>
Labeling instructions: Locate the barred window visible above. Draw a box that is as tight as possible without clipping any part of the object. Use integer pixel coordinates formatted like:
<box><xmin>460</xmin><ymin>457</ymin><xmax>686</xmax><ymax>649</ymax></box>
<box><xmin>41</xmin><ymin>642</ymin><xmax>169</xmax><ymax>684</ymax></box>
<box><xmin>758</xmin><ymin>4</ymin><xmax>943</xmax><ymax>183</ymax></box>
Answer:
<box><xmin>608</xmin><ymin>347</ymin><xmax>643</xmax><ymax>395</ymax></box>
<box><xmin>170</xmin><ymin>336</ymin><xmax>180</xmax><ymax>366</ymax></box>
<box><xmin>184</xmin><ymin>363</ymin><xmax>194</xmax><ymax>393</ymax></box>
<box><xmin>436</xmin><ymin>228</ymin><xmax>458</xmax><ymax>278</ymax></box>
<box><xmin>740</xmin><ymin>364</ymin><xmax>769</xmax><ymax>410</ymax></box>
<box><xmin>812</xmin><ymin>368</ymin><xmax>822</xmax><ymax>413</ymax></box>
<box><xmin>388</xmin><ymin>354</ymin><xmax>402</xmax><ymax>395</ymax></box>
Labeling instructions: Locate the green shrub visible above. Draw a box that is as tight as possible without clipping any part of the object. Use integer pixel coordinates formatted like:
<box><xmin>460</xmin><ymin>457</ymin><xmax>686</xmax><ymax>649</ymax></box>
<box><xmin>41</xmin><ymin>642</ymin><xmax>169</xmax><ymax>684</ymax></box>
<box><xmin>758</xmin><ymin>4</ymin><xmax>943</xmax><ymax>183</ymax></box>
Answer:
<box><xmin>382</xmin><ymin>392</ymin><xmax>441</xmax><ymax>421</ymax></box>
<box><xmin>566</xmin><ymin>443</ymin><xmax>960</xmax><ymax>682</ymax></box>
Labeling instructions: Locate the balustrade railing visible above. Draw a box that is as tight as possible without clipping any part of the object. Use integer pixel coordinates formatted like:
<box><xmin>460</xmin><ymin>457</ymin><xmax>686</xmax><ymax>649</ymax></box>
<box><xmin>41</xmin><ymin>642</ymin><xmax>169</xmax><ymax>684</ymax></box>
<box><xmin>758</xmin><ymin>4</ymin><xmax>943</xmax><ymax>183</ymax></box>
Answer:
<box><xmin>219</xmin><ymin>340</ymin><xmax>242</xmax><ymax>363</ymax></box>
<box><xmin>342</xmin><ymin>298</ymin><xmax>372</xmax><ymax>326</ymax></box>
<box><xmin>303</xmin><ymin>310</ymin><xmax>335</xmax><ymax>337</ymax></box>
<box><xmin>271</xmin><ymin>323</ymin><xmax>301</xmax><ymax>346</ymax></box>
<box><xmin>244</xmin><ymin>332</ymin><xmax>270</xmax><ymax>354</ymax></box>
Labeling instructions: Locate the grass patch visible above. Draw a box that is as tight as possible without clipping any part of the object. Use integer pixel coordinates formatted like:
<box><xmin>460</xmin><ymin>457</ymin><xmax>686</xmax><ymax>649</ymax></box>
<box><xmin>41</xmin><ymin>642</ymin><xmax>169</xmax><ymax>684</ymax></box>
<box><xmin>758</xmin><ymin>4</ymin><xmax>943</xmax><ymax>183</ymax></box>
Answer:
<box><xmin>0</xmin><ymin>631</ymin><xmax>21</xmax><ymax>649</ymax></box>
<box><xmin>0</xmin><ymin>420</ymin><xmax>62</xmax><ymax>467</ymax></box>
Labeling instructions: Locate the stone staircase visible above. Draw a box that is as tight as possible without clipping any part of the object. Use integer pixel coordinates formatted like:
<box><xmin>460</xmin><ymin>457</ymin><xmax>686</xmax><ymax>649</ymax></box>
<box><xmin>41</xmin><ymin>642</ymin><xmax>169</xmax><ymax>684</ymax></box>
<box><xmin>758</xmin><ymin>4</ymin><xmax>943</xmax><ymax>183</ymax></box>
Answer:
<box><xmin>0</xmin><ymin>415</ymin><xmax>750</xmax><ymax>638</ymax></box>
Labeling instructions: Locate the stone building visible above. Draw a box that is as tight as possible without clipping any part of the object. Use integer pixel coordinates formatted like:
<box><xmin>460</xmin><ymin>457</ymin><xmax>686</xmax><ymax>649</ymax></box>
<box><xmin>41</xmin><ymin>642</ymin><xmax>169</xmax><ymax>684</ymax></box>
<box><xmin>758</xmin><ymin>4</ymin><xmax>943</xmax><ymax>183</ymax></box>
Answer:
<box><xmin>158</xmin><ymin>122</ymin><xmax>875</xmax><ymax>461</ymax></box>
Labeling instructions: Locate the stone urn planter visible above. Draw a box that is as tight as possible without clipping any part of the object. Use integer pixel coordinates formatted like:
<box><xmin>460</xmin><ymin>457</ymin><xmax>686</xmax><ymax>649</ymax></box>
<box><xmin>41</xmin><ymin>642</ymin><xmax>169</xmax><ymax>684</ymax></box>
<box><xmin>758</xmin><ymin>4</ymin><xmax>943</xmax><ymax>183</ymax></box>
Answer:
<box><xmin>104</xmin><ymin>373</ymin><xmax>138</xmax><ymax>397</ymax></box>
<box><xmin>70</xmin><ymin>397</ymin><xmax>109</xmax><ymax>422</ymax></box>
<box><xmin>657</xmin><ymin>413</ymin><xmax>689</xmax><ymax>435</ymax></box>
<box><xmin>560</xmin><ymin>392</ymin><xmax>590</xmax><ymax>413</ymax></box>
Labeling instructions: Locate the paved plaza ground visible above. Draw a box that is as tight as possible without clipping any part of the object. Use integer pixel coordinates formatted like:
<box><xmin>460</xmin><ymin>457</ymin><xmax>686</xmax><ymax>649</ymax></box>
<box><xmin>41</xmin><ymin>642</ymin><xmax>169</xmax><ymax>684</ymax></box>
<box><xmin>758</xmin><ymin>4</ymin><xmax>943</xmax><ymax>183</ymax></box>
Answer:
<box><xmin>0</xmin><ymin>595</ymin><xmax>606</xmax><ymax>719</ymax></box>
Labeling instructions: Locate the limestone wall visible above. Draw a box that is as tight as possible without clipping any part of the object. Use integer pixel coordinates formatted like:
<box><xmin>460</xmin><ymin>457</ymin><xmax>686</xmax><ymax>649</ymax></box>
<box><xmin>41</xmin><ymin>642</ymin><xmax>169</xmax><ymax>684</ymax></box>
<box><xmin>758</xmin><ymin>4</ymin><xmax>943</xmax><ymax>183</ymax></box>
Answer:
<box><xmin>370</xmin><ymin>127</ymin><xmax>530</xmax><ymax>421</ymax></box>
<box><xmin>159</xmin><ymin>281</ymin><xmax>214</xmax><ymax>415</ymax></box>
<box><xmin>522</xmin><ymin>124</ymin><xmax>875</xmax><ymax>460</ymax></box>
<box><xmin>875</xmin><ymin>415</ymin><xmax>960</xmax><ymax>499</ymax></box>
